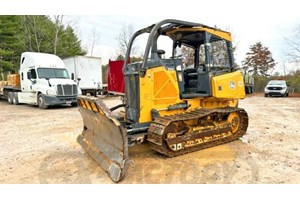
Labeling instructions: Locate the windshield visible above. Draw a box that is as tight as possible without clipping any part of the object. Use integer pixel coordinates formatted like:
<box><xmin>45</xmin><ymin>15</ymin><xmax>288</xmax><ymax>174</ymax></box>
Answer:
<box><xmin>268</xmin><ymin>80</ymin><xmax>286</xmax><ymax>85</ymax></box>
<box><xmin>37</xmin><ymin>68</ymin><xmax>70</xmax><ymax>79</ymax></box>
<box><xmin>174</xmin><ymin>40</ymin><xmax>231</xmax><ymax>69</ymax></box>
<box><xmin>209</xmin><ymin>40</ymin><xmax>231</xmax><ymax>68</ymax></box>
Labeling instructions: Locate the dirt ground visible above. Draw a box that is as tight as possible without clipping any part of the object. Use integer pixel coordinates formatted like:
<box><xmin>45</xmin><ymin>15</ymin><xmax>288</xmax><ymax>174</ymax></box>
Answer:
<box><xmin>0</xmin><ymin>94</ymin><xmax>299</xmax><ymax>184</ymax></box>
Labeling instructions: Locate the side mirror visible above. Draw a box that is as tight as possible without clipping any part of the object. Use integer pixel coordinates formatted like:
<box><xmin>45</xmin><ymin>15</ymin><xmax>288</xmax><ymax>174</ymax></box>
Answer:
<box><xmin>27</xmin><ymin>71</ymin><xmax>32</xmax><ymax>79</ymax></box>
<box><xmin>76</xmin><ymin>77</ymin><xmax>81</xmax><ymax>86</ymax></box>
<box><xmin>287</xmin><ymin>84</ymin><xmax>290</xmax><ymax>87</ymax></box>
<box><xmin>71</xmin><ymin>73</ymin><xmax>75</xmax><ymax>80</ymax></box>
<box><xmin>157</xmin><ymin>49</ymin><xmax>166</xmax><ymax>55</ymax></box>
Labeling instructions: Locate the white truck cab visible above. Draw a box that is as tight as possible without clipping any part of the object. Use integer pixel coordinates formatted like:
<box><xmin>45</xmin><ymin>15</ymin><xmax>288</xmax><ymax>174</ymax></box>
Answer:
<box><xmin>15</xmin><ymin>52</ymin><xmax>81</xmax><ymax>108</ymax></box>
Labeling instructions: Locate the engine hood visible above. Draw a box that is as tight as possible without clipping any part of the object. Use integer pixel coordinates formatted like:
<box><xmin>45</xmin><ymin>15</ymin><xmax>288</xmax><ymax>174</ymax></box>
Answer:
<box><xmin>48</xmin><ymin>78</ymin><xmax>77</xmax><ymax>86</ymax></box>
<box><xmin>266</xmin><ymin>84</ymin><xmax>286</xmax><ymax>88</ymax></box>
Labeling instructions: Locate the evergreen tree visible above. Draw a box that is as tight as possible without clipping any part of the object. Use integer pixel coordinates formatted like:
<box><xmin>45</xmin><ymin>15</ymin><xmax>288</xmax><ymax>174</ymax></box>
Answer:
<box><xmin>0</xmin><ymin>15</ymin><xmax>86</xmax><ymax>76</ymax></box>
<box><xmin>243</xmin><ymin>42</ymin><xmax>276</xmax><ymax>76</ymax></box>
<box><xmin>56</xmin><ymin>25</ymin><xmax>86</xmax><ymax>58</ymax></box>
<box><xmin>18</xmin><ymin>15</ymin><xmax>53</xmax><ymax>53</ymax></box>
<box><xmin>18</xmin><ymin>15</ymin><xmax>86</xmax><ymax>57</ymax></box>
<box><xmin>0</xmin><ymin>15</ymin><xmax>23</xmax><ymax>73</ymax></box>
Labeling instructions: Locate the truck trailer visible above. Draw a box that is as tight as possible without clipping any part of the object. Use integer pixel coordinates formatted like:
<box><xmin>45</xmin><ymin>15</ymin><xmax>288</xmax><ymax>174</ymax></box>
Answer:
<box><xmin>0</xmin><ymin>52</ymin><xmax>80</xmax><ymax>108</ymax></box>
<box><xmin>63</xmin><ymin>56</ymin><xmax>107</xmax><ymax>96</ymax></box>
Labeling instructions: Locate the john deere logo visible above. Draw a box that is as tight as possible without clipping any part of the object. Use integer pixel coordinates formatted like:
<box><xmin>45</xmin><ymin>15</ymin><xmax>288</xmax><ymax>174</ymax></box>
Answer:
<box><xmin>230</xmin><ymin>81</ymin><xmax>235</xmax><ymax>89</ymax></box>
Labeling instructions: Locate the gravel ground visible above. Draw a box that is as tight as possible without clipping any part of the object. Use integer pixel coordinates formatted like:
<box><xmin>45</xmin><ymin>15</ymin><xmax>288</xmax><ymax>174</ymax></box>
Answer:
<box><xmin>0</xmin><ymin>94</ymin><xmax>299</xmax><ymax>183</ymax></box>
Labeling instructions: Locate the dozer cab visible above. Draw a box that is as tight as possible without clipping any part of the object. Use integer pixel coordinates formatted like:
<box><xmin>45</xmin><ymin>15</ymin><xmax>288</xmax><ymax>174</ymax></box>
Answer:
<box><xmin>76</xmin><ymin>19</ymin><xmax>249</xmax><ymax>182</ymax></box>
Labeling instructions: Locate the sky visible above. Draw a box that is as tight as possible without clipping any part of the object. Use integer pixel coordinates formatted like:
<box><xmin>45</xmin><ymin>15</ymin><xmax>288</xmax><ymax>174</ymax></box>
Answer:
<box><xmin>1</xmin><ymin>0</ymin><xmax>300</xmax><ymax>74</ymax></box>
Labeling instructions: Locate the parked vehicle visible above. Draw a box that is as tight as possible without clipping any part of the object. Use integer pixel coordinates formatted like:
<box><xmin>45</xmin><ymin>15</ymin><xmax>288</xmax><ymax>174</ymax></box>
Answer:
<box><xmin>0</xmin><ymin>52</ymin><xmax>80</xmax><ymax>108</ymax></box>
<box><xmin>243</xmin><ymin>71</ymin><xmax>254</xmax><ymax>94</ymax></box>
<box><xmin>264</xmin><ymin>80</ymin><xmax>289</xmax><ymax>97</ymax></box>
<box><xmin>63</xmin><ymin>56</ymin><xmax>107</xmax><ymax>96</ymax></box>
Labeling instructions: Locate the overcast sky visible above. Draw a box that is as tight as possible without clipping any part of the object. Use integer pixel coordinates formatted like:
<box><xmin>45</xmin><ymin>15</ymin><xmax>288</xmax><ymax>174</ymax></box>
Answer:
<box><xmin>2</xmin><ymin>0</ymin><xmax>300</xmax><ymax>74</ymax></box>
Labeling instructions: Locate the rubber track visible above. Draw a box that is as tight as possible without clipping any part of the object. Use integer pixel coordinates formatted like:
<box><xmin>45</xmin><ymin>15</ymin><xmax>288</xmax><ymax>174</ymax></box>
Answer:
<box><xmin>148</xmin><ymin>107</ymin><xmax>248</xmax><ymax>157</ymax></box>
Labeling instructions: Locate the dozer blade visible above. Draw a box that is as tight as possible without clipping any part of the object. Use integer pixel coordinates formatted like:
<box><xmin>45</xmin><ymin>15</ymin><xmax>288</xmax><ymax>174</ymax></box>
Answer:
<box><xmin>76</xmin><ymin>96</ymin><xmax>129</xmax><ymax>182</ymax></box>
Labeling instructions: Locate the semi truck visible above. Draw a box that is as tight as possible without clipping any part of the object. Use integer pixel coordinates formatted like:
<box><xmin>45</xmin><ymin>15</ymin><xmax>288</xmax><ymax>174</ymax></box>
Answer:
<box><xmin>62</xmin><ymin>56</ymin><xmax>107</xmax><ymax>96</ymax></box>
<box><xmin>0</xmin><ymin>52</ymin><xmax>80</xmax><ymax>108</ymax></box>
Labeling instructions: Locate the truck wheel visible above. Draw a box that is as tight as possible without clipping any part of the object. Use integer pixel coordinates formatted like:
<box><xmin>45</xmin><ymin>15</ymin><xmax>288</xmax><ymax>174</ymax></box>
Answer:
<box><xmin>250</xmin><ymin>87</ymin><xmax>253</xmax><ymax>93</ymax></box>
<box><xmin>93</xmin><ymin>90</ymin><xmax>97</xmax><ymax>97</ymax></box>
<box><xmin>245</xmin><ymin>87</ymin><xmax>249</xmax><ymax>94</ymax></box>
<box><xmin>264</xmin><ymin>93</ymin><xmax>268</xmax><ymax>97</ymax></box>
<box><xmin>71</xmin><ymin>102</ymin><xmax>78</xmax><ymax>107</ymax></box>
<box><xmin>12</xmin><ymin>92</ymin><xmax>19</xmax><ymax>105</ymax></box>
<box><xmin>38</xmin><ymin>93</ymin><xmax>48</xmax><ymax>109</ymax></box>
<box><xmin>7</xmin><ymin>92</ymin><xmax>13</xmax><ymax>104</ymax></box>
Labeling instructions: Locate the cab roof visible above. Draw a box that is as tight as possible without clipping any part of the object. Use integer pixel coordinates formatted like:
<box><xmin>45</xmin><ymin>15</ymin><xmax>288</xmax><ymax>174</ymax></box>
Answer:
<box><xmin>166</xmin><ymin>27</ymin><xmax>232</xmax><ymax>48</ymax></box>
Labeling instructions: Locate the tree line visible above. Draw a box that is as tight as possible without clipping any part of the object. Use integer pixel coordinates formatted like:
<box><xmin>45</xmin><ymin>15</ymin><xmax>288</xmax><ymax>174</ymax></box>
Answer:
<box><xmin>2</xmin><ymin>16</ymin><xmax>299</xmax><ymax>91</ymax></box>
<box><xmin>0</xmin><ymin>15</ymin><xmax>86</xmax><ymax>76</ymax></box>
<box><xmin>242</xmin><ymin>33</ymin><xmax>300</xmax><ymax>92</ymax></box>
<box><xmin>116</xmin><ymin>23</ymin><xmax>300</xmax><ymax>92</ymax></box>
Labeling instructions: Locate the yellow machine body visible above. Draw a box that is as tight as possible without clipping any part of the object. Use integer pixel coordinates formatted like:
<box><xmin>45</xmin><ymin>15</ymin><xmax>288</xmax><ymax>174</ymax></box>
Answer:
<box><xmin>139</xmin><ymin>66</ymin><xmax>245</xmax><ymax>123</ymax></box>
<box><xmin>76</xmin><ymin>19</ymin><xmax>249</xmax><ymax>182</ymax></box>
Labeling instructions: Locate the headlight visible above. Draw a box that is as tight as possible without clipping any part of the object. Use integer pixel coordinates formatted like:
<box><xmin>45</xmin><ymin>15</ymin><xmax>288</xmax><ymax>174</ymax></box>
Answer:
<box><xmin>46</xmin><ymin>89</ymin><xmax>56</xmax><ymax>95</ymax></box>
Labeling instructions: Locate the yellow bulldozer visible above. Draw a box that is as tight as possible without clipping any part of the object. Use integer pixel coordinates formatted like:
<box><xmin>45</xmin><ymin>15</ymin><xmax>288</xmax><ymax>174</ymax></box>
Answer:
<box><xmin>76</xmin><ymin>19</ymin><xmax>249</xmax><ymax>182</ymax></box>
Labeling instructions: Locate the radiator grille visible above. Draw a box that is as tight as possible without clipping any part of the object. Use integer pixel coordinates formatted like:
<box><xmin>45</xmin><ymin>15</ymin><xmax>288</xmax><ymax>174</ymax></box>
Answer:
<box><xmin>267</xmin><ymin>86</ymin><xmax>282</xmax><ymax>90</ymax></box>
<box><xmin>56</xmin><ymin>84</ymin><xmax>78</xmax><ymax>96</ymax></box>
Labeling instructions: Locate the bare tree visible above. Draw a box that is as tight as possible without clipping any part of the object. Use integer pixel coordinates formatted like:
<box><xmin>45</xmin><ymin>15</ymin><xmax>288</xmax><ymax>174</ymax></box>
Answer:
<box><xmin>88</xmin><ymin>27</ymin><xmax>100</xmax><ymax>56</ymax></box>
<box><xmin>285</xmin><ymin>25</ymin><xmax>300</xmax><ymax>65</ymax></box>
<box><xmin>31</xmin><ymin>16</ymin><xmax>45</xmax><ymax>52</ymax></box>
<box><xmin>53</xmin><ymin>15</ymin><xmax>64</xmax><ymax>55</ymax></box>
<box><xmin>19</xmin><ymin>16</ymin><xmax>33</xmax><ymax>51</ymax></box>
<box><xmin>224</xmin><ymin>26</ymin><xmax>238</xmax><ymax>51</ymax></box>
<box><xmin>19</xmin><ymin>16</ymin><xmax>48</xmax><ymax>52</ymax></box>
<box><xmin>115</xmin><ymin>23</ymin><xmax>138</xmax><ymax>58</ymax></box>
<box><xmin>52</xmin><ymin>15</ymin><xmax>80</xmax><ymax>55</ymax></box>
